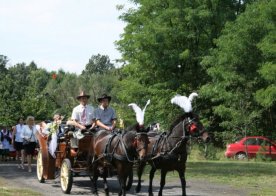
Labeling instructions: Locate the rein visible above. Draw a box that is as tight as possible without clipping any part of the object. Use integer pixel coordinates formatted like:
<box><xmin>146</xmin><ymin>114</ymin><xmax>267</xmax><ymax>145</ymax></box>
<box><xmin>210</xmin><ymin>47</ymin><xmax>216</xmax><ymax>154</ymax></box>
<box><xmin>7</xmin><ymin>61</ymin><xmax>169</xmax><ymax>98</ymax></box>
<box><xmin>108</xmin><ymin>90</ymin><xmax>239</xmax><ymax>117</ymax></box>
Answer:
<box><xmin>151</xmin><ymin>117</ymin><xmax>197</xmax><ymax>160</ymax></box>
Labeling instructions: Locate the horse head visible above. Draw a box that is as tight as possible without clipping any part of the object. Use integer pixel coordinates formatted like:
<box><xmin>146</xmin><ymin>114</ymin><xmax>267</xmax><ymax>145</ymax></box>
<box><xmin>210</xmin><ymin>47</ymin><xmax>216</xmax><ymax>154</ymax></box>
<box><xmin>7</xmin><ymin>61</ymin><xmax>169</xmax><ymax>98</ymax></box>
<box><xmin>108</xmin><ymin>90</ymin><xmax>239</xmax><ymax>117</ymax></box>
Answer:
<box><xmin>170</xmin><ymin>93</ymin><xmax>210</xmax><ymax>143</ymax></box>
<box><xmin>181</xmin><ymin>112</ymin><xmax>210</xmax><ymax>142</ymax></box>
<box><xmin>128</xmin><ymin>100</ymin><xmax>151</xmax><ymax>161</ymax></box>
<box><xmin>132</xmin><ymin>128</ymin><xmax>149</xmax><ymax>161</ymax></box>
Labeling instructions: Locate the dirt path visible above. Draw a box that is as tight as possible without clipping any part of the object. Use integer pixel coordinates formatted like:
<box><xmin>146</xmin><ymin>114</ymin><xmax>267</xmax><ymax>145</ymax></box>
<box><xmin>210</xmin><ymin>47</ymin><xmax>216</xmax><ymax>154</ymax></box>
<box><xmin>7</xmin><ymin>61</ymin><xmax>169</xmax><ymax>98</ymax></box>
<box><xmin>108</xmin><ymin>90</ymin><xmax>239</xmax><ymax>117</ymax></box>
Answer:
<box><xmin>0</xmin><ymin>162</ymin><xmax>248</xmax><ymax>196</ymax></box>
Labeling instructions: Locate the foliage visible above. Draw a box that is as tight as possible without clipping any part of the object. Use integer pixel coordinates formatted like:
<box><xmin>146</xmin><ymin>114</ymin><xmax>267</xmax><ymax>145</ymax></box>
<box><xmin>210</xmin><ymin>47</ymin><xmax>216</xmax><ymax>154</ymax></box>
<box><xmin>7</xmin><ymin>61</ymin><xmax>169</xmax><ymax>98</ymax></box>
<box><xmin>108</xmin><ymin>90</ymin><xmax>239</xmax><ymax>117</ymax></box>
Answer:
<box><xmin>81</xmin><ymin>54</ymin><xmax>115</xmax><ymax>75</ymax></box>
<box><xmin>0</xmin><ymin>54</ymin><xmax>118</xmax><ymax>125</ymax></box>
<box><xmin>0</xmin><ymin>0</ymin><xmax>275</xmax><ymax>149</ymax></box>
<box><xmin>200</xmin><ymin>0</ymin><xmax>276</xmax><ymax>143</ymax></box>
<box><xmin>115</xmin><ymin>0</ymin><xmax>254</xmax><ymax>130</ymax></box>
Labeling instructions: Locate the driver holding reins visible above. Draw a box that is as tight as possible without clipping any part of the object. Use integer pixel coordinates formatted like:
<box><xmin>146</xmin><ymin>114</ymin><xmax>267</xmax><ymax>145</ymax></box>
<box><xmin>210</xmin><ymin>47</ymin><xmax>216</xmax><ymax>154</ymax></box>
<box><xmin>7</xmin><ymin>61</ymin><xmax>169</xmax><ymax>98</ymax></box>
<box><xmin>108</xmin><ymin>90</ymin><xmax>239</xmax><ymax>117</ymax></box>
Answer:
<box><xmin>93</xmin><ymin>94</ymin><xmax>117</xmax><ymax>132</ymax></box>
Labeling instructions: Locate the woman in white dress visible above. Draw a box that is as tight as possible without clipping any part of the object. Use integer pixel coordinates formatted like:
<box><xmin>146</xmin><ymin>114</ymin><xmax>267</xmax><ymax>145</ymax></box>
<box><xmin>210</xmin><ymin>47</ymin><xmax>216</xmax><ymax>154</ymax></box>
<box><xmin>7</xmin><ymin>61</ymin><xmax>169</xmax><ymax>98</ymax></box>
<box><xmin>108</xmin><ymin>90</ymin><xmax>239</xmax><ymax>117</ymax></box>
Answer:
<box><xmin>21</xmin><ymin>116</ymin><xmax>38</xmax><ymax>172</ymax></box>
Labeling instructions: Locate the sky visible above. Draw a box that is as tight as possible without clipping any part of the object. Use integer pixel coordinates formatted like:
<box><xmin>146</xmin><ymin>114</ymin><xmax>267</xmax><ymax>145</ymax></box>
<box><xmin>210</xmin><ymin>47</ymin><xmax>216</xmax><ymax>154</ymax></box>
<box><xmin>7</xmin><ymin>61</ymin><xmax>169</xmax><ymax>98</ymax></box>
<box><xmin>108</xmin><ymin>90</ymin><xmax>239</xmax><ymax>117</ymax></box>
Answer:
<box><xmin>0</xmin><ymin>0</ymin><xmax>132</xmax><ymax>74</ymax></box>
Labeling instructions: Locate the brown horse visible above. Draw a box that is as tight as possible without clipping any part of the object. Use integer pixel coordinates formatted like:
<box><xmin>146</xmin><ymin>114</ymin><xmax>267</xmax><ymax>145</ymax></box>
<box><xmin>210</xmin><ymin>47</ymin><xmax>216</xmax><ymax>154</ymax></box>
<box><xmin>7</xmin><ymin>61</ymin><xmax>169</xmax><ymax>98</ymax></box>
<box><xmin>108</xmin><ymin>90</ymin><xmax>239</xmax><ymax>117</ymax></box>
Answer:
<box><xmin>91</xmin><ymin>127</ymin><xmax>149</xmax><ymax>196</ymax></box>
<box><xmin>136</xmin><ymin>112</ymin><xmax>209</xmax><ymax>196</ymax></box>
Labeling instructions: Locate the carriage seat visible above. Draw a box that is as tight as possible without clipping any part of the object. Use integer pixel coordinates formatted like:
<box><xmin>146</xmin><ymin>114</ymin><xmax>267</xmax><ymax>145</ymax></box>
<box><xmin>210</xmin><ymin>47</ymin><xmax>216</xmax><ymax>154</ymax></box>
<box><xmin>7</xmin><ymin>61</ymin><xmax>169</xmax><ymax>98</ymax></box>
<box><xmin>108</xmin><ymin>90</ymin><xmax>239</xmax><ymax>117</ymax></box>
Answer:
<box><xmin>147</xmin><ymin>131</ymin><xmax>159</xmax><ymax>137</ymax></box>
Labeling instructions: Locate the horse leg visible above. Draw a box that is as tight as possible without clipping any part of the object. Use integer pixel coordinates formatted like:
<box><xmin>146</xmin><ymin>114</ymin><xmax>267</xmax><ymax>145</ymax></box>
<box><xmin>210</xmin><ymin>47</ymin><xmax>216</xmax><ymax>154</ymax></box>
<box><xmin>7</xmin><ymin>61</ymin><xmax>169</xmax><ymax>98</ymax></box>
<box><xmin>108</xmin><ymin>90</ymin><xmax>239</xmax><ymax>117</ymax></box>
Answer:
<box><xmin>136</xmin><ymin>161</ymin><xmax>146</xmax><ymax>193</ymax></box>
<box><xmin>91</xmin><ymin>174</ymin><xmax>99</xmax><ymax>196</ymax></box>
<box><xmin>158</xmin><ymin>169</ymin><xmax>167</xmax><ymax>196</ymax></box>
<box><xmin>148</xmin><ymin>167</ymin><xmax>156</xmax><ymax>196</ymax></box>
<box><xmin>117</xmin><ymin>175</ymin><xmax>127</xmax><ymax>196</ymax></box>
<box><xmin>103</xmin><ymin>175</ymin><xmax>109</xmax><ymax>196</ymax></box>
<box><xmin>91</xmin><ymin>163</ymin><xmax>99</xmax><ymax>196</ymax></box>
<box><xmin>178</xmin><ymin>166</ymin><xmax>186</xmax><ymax>196</ymax></box>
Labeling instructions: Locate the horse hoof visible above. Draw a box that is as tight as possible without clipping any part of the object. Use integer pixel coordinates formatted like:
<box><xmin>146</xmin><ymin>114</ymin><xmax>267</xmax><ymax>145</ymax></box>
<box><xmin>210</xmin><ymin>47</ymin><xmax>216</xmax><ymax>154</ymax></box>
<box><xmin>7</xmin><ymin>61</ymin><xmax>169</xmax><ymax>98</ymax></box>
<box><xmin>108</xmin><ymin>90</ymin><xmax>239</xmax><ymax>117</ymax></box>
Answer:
<box><xmin>136</xmin><ymin>186</ymin><xmax>141</xmax><ymax>193</ymax></box>
<box><xmin>149</xmin><ymin>192</ymin><xmax>153</xmax><ymax>196</ymax></box>
<box><xmin>93</xmin><ymin>191</ymin><xmax>99</xmax><ymax>196</ymax></box>
<box><xmin>104</xmin><ymin>188</ymin><xmax>109</xmax><ymax>196</ymax></box>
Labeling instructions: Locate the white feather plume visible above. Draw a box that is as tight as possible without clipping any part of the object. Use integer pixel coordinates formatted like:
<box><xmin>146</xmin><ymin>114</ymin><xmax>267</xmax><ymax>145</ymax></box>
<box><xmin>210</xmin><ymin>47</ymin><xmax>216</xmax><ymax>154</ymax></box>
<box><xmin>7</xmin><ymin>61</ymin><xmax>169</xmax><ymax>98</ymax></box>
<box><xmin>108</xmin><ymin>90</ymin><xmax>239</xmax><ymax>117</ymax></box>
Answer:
<box><xmin>128</xmin><ymin>100</ymin><xmax>150</xmax><ymax>125</ymax></box>
<box><xmin>188</xmin><ymin>92</ymin><xmax>198</xmax><ymax>102</ymax></box>
<box><xmin>171</xmin><ymin>92</ymin><xmax>198</xmax><ymax>113</ymax></box>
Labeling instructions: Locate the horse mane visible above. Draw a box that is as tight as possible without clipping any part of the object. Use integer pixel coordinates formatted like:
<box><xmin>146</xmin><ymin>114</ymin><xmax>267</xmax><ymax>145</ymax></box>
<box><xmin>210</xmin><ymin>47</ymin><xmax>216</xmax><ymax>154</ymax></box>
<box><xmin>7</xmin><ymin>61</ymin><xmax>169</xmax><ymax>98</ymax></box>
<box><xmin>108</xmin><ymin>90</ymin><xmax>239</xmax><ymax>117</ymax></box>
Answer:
<box><xmin>125</xmin><ymin>124</ymin><xmax>137</xmax><ymax>132</ymax></box>
<box><xmin>125</xmin><ymin>123</ymin><xmax>149</xmax><ymax>133</ymax></box>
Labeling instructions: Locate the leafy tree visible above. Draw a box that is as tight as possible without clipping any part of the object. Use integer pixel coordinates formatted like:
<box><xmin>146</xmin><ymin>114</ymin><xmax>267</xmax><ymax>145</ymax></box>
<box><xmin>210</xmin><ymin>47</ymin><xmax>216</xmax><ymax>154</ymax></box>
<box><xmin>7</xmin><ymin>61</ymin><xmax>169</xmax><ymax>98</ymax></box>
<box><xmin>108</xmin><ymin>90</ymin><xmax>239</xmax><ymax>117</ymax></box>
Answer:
<box><xmin>200</xmin><ymin>0</ymin><xmax>276</xmax><ymax>144</ymax></box>
<box><xmin>43</xmin><ymin>70</ymin><xmax>79</xmax><ymax>119</ymax></box>
<box><xmin>115</xmin><ymin>0</ymin><xmax>252</xmax><ymax>129</ymax></box>
<box><xmin>82</xmin><ymin>54</ymin><xmax>115</xmax><ymax>75</ymax></box>
<box><xmin>0</xmin><ymin>55</ymin><xmax>8</xmax><ymax>75</ymax></box>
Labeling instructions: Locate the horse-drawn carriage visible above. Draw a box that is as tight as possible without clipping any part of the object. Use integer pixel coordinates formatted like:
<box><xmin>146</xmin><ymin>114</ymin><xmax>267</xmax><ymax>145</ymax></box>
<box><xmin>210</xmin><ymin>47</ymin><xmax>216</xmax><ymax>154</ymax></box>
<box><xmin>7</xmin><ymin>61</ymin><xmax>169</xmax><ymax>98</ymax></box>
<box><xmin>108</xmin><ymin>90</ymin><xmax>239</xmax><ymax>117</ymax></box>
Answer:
<box><xmin>35</xmin><ymin>93</ymin><xmax>209</xmax><ymax>196</ymax></box>
<box><xmin>36</xmin><ymin>123</ymin><xmax>149</xmax><ymax>195</ymax></box>
<box><xmin>36</xmin><ymin>125</ymin><xmax>95</xmax><ymax>193</ymax></box>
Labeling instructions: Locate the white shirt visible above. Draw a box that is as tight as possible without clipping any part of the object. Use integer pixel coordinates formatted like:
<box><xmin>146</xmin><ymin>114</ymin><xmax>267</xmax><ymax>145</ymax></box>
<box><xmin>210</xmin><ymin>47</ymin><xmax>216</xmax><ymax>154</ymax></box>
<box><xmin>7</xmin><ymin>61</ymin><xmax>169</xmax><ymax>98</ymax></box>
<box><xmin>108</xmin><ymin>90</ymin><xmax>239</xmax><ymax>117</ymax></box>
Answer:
<box><xmin>15</xmin><ymin>124</ymin><xmax>24</xmax><ymax>142</ymax></box>
<box><xmin>71</xmin><ymin>104</ymin><xmax>94</xmax><ymax>126</ymax></box>
<box><xmin>21</xmin><ymin>125</ymin><xmax>38</xmax><ymax>142</ymax></box>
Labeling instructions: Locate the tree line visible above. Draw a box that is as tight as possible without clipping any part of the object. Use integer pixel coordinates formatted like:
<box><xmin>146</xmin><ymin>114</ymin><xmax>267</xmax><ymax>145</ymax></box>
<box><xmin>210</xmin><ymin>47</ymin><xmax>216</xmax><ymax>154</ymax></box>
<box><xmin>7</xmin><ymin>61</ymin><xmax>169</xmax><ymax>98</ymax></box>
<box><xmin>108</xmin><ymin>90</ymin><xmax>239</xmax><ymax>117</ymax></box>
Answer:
<box><xmin>0</xmin><ymin>0</ymin><xmax>275</xmax><ymax>147</ymax></box>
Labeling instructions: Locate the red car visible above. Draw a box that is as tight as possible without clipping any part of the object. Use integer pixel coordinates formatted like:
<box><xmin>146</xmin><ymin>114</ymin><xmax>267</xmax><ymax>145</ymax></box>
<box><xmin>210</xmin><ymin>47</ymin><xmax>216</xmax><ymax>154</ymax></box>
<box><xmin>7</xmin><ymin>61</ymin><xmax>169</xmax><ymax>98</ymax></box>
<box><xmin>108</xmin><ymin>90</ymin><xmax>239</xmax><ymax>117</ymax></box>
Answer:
<box><xmin>225</xmin><ymin>136</ymin><xmax>276</xmax><ymax>160</ymax></box>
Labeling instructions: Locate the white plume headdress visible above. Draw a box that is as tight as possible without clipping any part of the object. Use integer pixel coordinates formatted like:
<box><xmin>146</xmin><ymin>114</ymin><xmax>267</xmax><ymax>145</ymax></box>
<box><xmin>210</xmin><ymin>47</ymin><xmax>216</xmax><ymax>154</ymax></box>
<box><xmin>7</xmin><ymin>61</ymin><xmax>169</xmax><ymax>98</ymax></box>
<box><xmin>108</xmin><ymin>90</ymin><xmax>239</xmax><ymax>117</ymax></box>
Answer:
<box><xmin>171</xmin><ymin>92</ymin><xmax>198</xmax><ymax>113</ymax></box>
<box><xmin>128</xmin><ymin>100</ymin><xmax>150</xmax><ymax>125</ymax></box>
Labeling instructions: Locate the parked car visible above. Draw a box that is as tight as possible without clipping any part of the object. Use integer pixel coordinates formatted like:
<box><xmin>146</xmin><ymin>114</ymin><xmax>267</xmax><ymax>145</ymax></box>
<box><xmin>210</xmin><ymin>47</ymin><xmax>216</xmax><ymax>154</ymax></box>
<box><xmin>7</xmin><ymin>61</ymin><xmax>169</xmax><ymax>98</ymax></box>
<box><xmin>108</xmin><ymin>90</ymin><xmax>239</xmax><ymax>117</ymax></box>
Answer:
<box><xmin>225</xmin><ymin>136</ymin><xmax>276</xmax><ymax>160</ymax></box>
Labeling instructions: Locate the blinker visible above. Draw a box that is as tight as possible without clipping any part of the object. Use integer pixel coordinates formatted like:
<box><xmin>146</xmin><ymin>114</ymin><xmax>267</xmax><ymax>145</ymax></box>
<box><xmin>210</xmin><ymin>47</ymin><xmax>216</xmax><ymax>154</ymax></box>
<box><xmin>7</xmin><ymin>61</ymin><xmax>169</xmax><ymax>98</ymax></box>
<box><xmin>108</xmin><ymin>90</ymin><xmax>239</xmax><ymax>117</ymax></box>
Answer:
<box><xmin>189</xmin><ymin>123</ymin><xmax>197</xmax><ymax>134</ymax></box>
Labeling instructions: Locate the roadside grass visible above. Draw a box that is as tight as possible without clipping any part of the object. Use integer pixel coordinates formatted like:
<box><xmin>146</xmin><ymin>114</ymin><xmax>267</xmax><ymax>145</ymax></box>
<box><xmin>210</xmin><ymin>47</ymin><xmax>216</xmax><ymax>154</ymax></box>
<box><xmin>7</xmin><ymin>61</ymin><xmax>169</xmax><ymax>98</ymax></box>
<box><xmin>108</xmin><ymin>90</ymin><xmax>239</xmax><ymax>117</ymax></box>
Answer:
<box><xmin>0</xmin><ymin>177</ymin><xmax>41</xmax><ymax>196</ymax></box>
<box><xmin>141</xmin><ymin>160</ymin><xmax>275</xmax><ymax>196</ymax></box>
<box><xmin>140</xmin><ymin>145</ymin><xmax>276</xmax><ymax>196</ymax></box>
<box><xmin>185</xmin><ymin>160</ymin><xmax>276</xmax><ymax>196</ymax></box>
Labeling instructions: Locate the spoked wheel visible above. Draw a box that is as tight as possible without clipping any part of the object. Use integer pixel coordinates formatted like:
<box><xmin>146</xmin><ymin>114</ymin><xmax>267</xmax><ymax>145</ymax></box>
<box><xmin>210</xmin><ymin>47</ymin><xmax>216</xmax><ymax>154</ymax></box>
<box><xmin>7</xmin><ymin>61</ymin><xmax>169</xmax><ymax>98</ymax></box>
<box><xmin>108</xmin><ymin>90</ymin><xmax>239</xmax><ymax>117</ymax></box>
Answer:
<box><xmin>60</xmin><ymin>159</ymin><xmax>73</xmax><ymax>194</ymax></box>
<box><xmin>126</xmin><ymin>170</ymin><xmax>133</xmax><ymax>191</ymax></box>
<box><xmin>36</xmin><ymin>150</ymin><xmax>45</xmax><ymax>183</ymax></box>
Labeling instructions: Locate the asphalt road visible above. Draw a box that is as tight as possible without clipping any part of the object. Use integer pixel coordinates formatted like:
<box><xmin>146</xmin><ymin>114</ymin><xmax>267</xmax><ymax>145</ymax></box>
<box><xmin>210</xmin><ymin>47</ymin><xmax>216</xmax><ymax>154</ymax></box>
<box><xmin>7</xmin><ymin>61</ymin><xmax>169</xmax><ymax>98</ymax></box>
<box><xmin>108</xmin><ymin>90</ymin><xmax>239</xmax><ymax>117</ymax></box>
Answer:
<box><xmin>0</xmin><ymin>162</ymin><xmax>248</xmax><ymax>196</ymax></box>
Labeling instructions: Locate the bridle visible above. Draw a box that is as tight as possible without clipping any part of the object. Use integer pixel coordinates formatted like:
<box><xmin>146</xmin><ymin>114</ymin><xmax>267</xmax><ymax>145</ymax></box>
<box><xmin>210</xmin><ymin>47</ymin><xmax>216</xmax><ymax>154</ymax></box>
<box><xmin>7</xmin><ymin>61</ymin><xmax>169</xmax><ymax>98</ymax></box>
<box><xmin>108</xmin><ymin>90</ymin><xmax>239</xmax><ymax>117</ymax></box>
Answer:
<box><xmin>164</xmin><ymin>116</ymin><xmax>200</xmax><ymax>155</ymax></box>
<box><xmin>171</xmin><ymin>117</ymin><xmax>199</xmax><ymax>140</ymax></box>
<box><xmin>133</xmin><ymin>132</ymin><xmax>149</xmax><ymax>153</ymax></box>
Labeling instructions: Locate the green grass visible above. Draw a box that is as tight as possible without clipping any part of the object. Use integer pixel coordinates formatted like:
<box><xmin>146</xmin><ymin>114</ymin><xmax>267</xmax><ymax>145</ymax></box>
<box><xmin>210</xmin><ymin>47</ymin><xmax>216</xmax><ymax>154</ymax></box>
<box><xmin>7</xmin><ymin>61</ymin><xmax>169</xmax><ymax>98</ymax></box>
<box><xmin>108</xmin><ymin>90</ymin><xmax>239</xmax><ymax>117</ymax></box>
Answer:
<box><xmin>141</xmin><ymin>160</ymin><xmax>276</xmax><ymax>196</ymax></box>
<box><xmin>186</xmin><ymin>160</ymin><xmax>276</xmax><ymax>195</ymax></box>
<box><xmin>0</xmin><ymin>178</ymin><xmax>41</xmax><ymax>196</ymax></box>
<box><xmin>139</xmin><ymin>144</ymin><xmax>276</xmax><ymax>196</ymax></box>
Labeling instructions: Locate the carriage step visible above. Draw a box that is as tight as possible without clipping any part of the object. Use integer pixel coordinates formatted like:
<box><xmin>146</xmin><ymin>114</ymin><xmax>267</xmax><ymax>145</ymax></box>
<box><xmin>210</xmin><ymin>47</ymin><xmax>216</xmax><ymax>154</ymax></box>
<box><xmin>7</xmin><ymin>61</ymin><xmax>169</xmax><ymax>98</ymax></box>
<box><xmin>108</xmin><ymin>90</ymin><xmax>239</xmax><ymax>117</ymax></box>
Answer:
<box><xmin>71</xmin><ymin>168</ymin><xmax>88</xmax><ymax>173</ymax></box>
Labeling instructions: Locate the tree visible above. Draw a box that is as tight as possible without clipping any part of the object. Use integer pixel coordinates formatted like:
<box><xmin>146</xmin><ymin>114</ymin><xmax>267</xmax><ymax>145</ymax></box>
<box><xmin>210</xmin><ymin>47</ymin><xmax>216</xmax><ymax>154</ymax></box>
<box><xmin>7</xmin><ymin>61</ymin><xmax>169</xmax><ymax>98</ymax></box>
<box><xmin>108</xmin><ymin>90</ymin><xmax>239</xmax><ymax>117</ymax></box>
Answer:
<box><xmin>0</xmin><ymin>55</ymin><xmax>8</xmax><ymax>75</ymax></box>
<box><xmin>200</xmin><ymin>0</ymin><xmax>276</xmax><ymax>143</ymax></box>
<box><xmin>115</xmin><ymin>0</ymin><xmax>252</xmax><ymax>129</ymax></box>
<box><xmin>82</xmin><ymin>54</ymin><xmax>115</xmax><ymax>75</ymax></box>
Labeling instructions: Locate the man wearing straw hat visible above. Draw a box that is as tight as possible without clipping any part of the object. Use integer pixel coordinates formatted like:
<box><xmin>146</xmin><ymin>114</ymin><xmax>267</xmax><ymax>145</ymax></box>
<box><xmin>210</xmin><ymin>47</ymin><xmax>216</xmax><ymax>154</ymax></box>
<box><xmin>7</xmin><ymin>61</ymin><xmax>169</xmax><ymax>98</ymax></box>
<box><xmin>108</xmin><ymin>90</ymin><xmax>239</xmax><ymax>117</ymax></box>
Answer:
<box><xmin>71</xmin><ymin>91</ymin><xmax>95</xmax><ymax>142</ymax></box>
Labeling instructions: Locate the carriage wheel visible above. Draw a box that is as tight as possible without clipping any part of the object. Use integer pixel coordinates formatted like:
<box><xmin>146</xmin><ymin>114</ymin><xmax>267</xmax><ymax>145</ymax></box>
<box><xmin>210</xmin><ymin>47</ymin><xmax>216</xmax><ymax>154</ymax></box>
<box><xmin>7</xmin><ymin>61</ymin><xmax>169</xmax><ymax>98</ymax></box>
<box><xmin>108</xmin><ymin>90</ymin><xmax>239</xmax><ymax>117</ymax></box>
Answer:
<box><xmin>36</xmin><ymin>150</ymin><xmax>45</xmax><ymax>183</ymax></box>
<box><xmin>60</xmin><ymin>159</ymin><xmax>73</xmax><ymax>194</ymax></box>
<box><xmin>125</xmin><ymin>170</ymin><xmax>133</xmax><ymax>191</ymax></box>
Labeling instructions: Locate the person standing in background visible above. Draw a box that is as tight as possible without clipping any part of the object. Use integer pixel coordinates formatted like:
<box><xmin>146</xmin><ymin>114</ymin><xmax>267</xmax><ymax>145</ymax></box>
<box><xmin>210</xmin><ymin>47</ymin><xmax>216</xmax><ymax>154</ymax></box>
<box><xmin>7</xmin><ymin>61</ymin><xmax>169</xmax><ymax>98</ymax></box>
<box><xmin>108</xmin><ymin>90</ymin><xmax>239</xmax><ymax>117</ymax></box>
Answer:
<box><xmin>0</xmin><ymin>126</ymin><xmax>12</xmax><ymax>161</ymax></box>
<box><xmin>12</xmin><ymin>117</ymin><xmax>25</xmax><ymax>168</ymax></box>
<box><xmin>21</xmin><ymin>116</ymin><xmax>38</xmax><ymax>172</ymax></box>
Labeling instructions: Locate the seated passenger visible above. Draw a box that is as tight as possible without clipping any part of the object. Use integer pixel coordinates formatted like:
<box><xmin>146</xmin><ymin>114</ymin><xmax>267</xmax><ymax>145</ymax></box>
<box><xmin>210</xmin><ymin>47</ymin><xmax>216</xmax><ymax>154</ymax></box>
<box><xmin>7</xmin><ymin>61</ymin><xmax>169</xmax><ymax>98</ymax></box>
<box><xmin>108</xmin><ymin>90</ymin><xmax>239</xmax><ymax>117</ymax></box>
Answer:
<box><xmin>42</xmin><ymin>113</ymin><xmax>62</xmax><ymax>158</ymax></box>
<box><xmin>93</xmin><ymin>94</ymin><xmax>117</xmax><ymax>132</ymax></box>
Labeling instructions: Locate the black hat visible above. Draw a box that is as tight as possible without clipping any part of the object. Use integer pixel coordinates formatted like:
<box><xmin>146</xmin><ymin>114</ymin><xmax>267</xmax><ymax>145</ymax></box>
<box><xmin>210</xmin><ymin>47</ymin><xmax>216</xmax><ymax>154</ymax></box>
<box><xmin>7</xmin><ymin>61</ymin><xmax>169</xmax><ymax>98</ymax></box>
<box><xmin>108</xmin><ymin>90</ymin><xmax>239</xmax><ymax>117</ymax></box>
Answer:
<box><xmin>76</xmin><ymin>91</ymin><xmax>90</xmax><ymax>100</ymax></box>
<box><xmin>97</xmin><ymin>94</ymin><xmax>111</xmax><ymax>102</ymax></box>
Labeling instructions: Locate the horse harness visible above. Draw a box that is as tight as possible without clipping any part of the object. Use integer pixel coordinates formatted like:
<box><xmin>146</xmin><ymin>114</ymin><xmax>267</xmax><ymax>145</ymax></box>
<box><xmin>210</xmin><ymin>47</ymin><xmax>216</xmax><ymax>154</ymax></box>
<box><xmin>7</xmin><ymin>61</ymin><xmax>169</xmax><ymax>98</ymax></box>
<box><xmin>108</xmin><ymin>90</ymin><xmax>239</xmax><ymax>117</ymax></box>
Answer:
<box><xmin>151</xmin><ymin>117</ymin><xmax>198</xmax><ymax>161</ymax></box>
<box><xmin>93</xmin><ymin>131</ymin><xmax>146</xmax><ymax>163</ymax></box>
